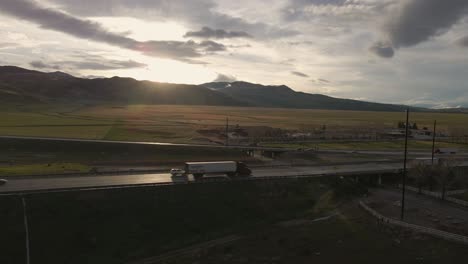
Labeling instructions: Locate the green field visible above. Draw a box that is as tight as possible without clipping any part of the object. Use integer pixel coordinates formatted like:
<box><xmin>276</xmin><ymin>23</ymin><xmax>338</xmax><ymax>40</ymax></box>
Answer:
<box><xmin>2</xmin><ymin>103</ymin><xmax>468</xmax><ymax>144</ymax></box>
<box><xmin>2</xmin><ymin>104</ymin><xmax>468</xmax><ymax>175</ymax></box>
<box><xmin>0</xmin><ymin>138</ymin><xmax>256</xmax><ymax>176</ymax></box>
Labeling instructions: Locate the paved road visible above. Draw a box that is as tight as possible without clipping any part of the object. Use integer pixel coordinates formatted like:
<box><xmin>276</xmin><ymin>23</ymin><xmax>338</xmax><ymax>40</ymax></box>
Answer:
<box><xmin>4</xmin><ymin>135</ymin><xmax>467</xmax><ymax>156</ymax></box>
<box><xmin>317</xmin><ymin>149</ymin><xmax>468</xmax><ymax>157</ymax></box>
<box><xmin>0</xmin><ymin>135</ymin><xmax>291</xmax><ymax>151</ymax></box>
<box><xmin>0</xmin><ymin>163</ymin><xmax>404</xmax><ymax>194</ymax></box>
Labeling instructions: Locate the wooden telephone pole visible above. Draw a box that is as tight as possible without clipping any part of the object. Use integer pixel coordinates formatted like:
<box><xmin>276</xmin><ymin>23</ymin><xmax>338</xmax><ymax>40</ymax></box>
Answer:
<box><xmin>225</xmin><ymin>117</ymin><xmax>229</xmax><ymax>146</ymax></box>
<box><xmin>401</xmin><ymin>108</ymin><xmax>410</xmax><ymax>220</ymax></box>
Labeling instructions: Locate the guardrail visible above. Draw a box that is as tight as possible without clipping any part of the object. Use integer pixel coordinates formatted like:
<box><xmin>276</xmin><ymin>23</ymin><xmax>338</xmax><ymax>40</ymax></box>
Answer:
<box><xmin>0</xmin><ymin>174</ymin><xmax>326</xmax><ymax>196</ymax></box>
<box><xmin>1</xmin><ymin>169</ymin><xmax>169</xmax><ymax>180</ymax></box>
<box><xmin>359</xmin><ymin>201</ymin><xmax>468</xmax><ymax>246</ymax></box>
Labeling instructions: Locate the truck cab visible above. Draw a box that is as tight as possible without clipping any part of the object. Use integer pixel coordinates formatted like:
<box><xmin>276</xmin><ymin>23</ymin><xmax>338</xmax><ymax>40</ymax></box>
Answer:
<box><xmin>170</xmin><ymin>168</ymin><xmax>188</xmax><ymax>183</ymax></box>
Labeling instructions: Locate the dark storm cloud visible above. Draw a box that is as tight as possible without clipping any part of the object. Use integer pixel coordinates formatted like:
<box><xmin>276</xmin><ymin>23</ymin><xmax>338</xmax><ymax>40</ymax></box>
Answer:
<box><xmin>213</xmin><ymin>73</ymin><xmax>237</xmax><ymax>82</ymax></box>
<box><xmin>369</xmin><ymin>42</ymin><xmax>394</xmax><ymax>58</ymax></box>
<box><xmin>184</xmin><ymin>27</ymin><xmax>252</xmax><ymax>39</ymax></box>
<box><xmin>371</xmin><ymin>0</ymin><xmax>468</xmax><ymax>58</ymax></box>
<box><xmin>0</xmin><ymin>0</ymin><xmax>226</xmax><ymax>60</ymax></box>
<box><xmin>291</xmin><ymin>71</ymin><xmax>309</xmax><ymax>78</ymax></box>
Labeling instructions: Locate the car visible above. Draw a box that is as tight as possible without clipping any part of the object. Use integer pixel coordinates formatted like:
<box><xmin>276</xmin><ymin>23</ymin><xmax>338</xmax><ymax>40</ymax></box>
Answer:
<box><xmin>0</xmin><ymin>179</ymin><xmax>8</xmax><ymax>186</ymax></box>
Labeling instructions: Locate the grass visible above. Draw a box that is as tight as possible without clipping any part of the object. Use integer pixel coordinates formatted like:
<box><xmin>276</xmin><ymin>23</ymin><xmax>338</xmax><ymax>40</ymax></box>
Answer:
<box><xmin>0</xmin><ymin>138</ymin><xmax>256</xmax><ymax>174</ymax></box>
<box><xmin>0</xmin><ymin>163</ymin><xmax>91</xmax><ymax>176</ymax></box>
<box><xmin>1</xmin><ymin>103</ymin><xmax>468</xmax><ymax>144</ymax></box>
<box><xmin>0</xmin><ymin>178</ymin><xmax>326</xmax><ymax>264</ymax></box>
<box><xmin>167</xmin><ymin>203</ymin><xmax>468</xmax><ymax>264</ymax></box>
<box><xmin>452</xmin><ymin>192</ymin><xmax>468</xmax><ymax>202</ymax></box>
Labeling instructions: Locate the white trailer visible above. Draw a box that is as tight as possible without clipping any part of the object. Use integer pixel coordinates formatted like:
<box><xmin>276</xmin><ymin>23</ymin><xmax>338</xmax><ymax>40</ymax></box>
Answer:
<box><xmin>184</xmin><ymin>161</ymin><xmax>251</xmax><ymax>179</ymax></box>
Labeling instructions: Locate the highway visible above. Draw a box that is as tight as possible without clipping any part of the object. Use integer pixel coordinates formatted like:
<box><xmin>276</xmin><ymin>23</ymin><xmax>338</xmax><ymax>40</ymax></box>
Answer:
<box><xmin>318</xmin><ymin>149</ymin><xmax>468</xmax><ymax>156</ymax></box>
<box><xmin>0</xmin><ymin>135</ymin><xmax>292</xmax><ymax>151</ymax></box>
<box><xmin>2</xmin><ymin>135</ymin><xmax>467</xmax><ymax>156</ymax></box>
<box><xmin>0</xmin><ymin>162</ymin><xmax>404</xmax><ymax>194</ymax></box>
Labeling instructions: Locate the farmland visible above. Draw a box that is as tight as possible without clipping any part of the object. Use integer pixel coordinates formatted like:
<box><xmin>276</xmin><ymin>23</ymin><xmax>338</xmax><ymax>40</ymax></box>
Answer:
<box><xmin>2</xmin><ymin>103</ymin><xmax>468</xmax><ymax>144</ymax></box>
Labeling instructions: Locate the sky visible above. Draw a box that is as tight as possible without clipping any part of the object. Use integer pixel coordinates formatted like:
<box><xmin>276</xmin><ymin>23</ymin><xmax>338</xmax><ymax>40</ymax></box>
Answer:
<box><xmin>1</xmin><ymin>0</ymin><xmax>468</xmax><ymax>108</ymax></box>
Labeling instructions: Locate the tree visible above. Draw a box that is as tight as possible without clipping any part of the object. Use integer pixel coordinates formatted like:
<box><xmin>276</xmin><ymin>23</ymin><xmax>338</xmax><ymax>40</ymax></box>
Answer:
<box><xmin>433</xmin><ymin>158</ymin><xmax>460</xmax><ymax>200</ymax></box>
<box><xmin>409</xmin><ymin>162</ymin><xmax>430</xmax><ymax>194</ymax></box>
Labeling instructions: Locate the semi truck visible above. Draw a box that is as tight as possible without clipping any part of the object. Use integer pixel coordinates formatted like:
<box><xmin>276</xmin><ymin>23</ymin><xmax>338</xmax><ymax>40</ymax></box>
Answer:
<box><xmin>435</xmin><ymin>148</ymin><xmax>458</xmax><ymax>154</ymax></box>
<box><xmin>171</xmin><ymin>161</ymin><xmax>251</xmax><ymax>181</ymax></box>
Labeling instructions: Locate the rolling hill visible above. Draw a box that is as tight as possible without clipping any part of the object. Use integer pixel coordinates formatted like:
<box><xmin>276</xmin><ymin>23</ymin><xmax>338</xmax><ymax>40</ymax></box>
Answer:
<box><xmin>202</xmin><ymin>81</ymin><xmax>418</xmax><ymax>112</ymax></box>
<box><xmin>0</xmin><ymin>66</ymin><xmax>245</xmax><ymax>106</ymax></box>
<box><xmin>1</xmin><ymin>65</ymin><xmax>421</xmax><ymax>111</ymax></box>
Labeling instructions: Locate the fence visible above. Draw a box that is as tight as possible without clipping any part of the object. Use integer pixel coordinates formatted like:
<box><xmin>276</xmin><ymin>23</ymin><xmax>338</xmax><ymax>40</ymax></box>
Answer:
<box><xmin>401</xmin><ymin>185</ymin><xmax>468</xmax><ymax>207</ymax></box>
<box><xmin>359</xmin><ymin>201</ymin><xmax>468</xmax><ymax>246</ymax></box>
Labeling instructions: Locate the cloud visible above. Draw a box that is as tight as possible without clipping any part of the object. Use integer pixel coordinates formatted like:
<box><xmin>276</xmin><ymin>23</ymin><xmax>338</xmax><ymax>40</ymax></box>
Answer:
<box><xmin>283</xmin><ymin>0</ymin><xmax>388</xmax><ymax>21</ymax></box>
<box><xmin>287</xmin><ymin>41</ymin><xmax>314</xmax><ymax>46</ymax></box>
<box><xmin>371</xmin><ymin>0</ymin><xmax>468</xmax><ymax>58</ymax></box>
<box><xmin>291</xmin><ymin>71</ymin><xmax>309</xmax><ymax>78</ymax></box>
<box><xmin>455</xmin><ymin>36</ymin><xmax>468</xmax><ymax>47</ymax></box>
<box><xmin>30</xmin><ymin>58</ymin><xmax>147</xmax><ymax>71</ymax></box>
<box><xmin>311</xmin><ymin>78</ymin><xmax>332</xmax><ymax>84</ymax></box>
<box><xmin>213</xmin><ymin>73</ymin><xmax>237</xmax><ymax>82</ymax></box>
<box><xmin>47</xmin><ymin>0</ymin><xmax>298</xmax><ymax>39</ymax></box>
<box><xmin>184</xmin><ymin>27</ymin><xmax>252</xmax><ymax>39</ymax></box>
<box><xmin>369</xmin><ymin>41</ymin><xmax>394</xmax><ymax>58</ymax></box>
<box><xmin>0</xmin><ymin>42</ymin><xmax>18</xmax><ymax>49</ymax></box>
<box><xmin>30</xmin><ymin>60</ymin><xmax>60</xmax><ymax>69</ymax></box>
<box><xmin>65</xmin><ymin>59</ymin><xmax>147</xmax><ymax>70</ymax></box>
<box><xmin>199</xmin><ymin>40</ymin><xmax>227</xmax><ymax>52</ymax></box>
<box><xmin>0</xmin><ymin>0</ymin><xmax>226</xmax><ymax>61</ymax></box>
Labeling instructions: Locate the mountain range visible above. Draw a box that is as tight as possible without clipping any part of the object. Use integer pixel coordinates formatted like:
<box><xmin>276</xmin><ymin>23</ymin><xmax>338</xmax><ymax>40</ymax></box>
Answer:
<box><xmin>0</xmin><ymin>65</ymin><xmax>423</xmax><ymax>112</ymax></box>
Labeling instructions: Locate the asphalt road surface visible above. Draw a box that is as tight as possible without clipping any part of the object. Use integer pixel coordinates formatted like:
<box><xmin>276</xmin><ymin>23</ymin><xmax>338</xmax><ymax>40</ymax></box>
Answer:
<box><xmin>0</xmin><ymin>163</ymin><xmax>404</xmax><ymax>194</ymax></box>
<box><xmin>0</xmin><ymin>135</ymin><xmax>290</xmax><ymax>151</ymax></box>
<box><xmin>3</xmin><ymin>135</ymin><xmax>467</xmax><ymax>157</ymax></box>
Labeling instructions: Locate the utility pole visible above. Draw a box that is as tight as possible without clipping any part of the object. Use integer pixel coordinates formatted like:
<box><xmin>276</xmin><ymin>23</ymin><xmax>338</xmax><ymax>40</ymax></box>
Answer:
<box><xmin>431</xmin><ymin>120</ymin><xmax>437</xmax><ymax>165</ymax></box>
<box><xmin>225</xmin><ymin>117</ymin><xmax>229</xmax><ymax>146</ymax></box>
<box><xmin>22</xmin><ymin>196</ymin><xmax>31</xmax><ymax>264</ymax></box>
<box><xmin>401</xmin><ymin>108</ymin><xmax>410</xmax><ymax>221</ymax></box>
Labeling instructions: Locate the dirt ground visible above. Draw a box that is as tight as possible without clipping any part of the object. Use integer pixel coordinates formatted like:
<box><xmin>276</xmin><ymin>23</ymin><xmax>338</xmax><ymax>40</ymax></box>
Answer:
<box><xmin>365</xmin><ymin>188</ymin><xmax>468</xmax><ymax>236</ymax></box>
<box><xmin>139</xmin><ymin>202</ymin><xmax>468</xmax><ymax>264</ymax></box>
